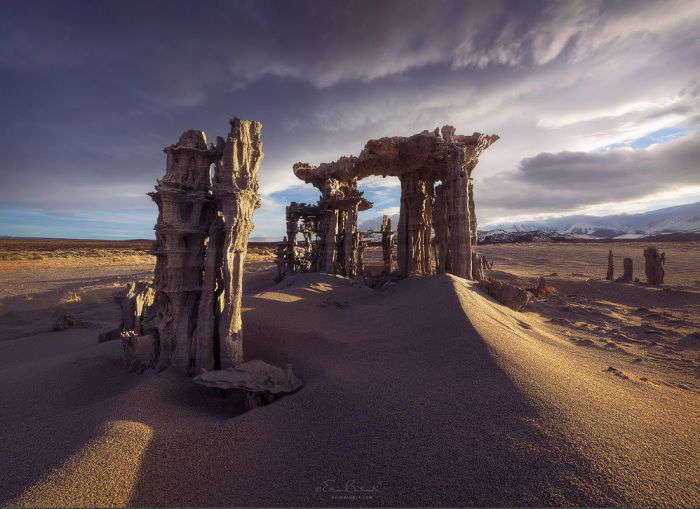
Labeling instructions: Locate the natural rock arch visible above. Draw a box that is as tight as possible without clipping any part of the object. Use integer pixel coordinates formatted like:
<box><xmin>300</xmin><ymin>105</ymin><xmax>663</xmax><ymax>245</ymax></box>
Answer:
<box><xmin>283</xmin><ymin>126</ymin><xmax>498</xmax><ymax>280</ymax></box>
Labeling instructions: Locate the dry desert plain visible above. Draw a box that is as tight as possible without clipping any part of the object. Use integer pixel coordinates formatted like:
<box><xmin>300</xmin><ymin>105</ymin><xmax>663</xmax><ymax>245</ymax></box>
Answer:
<box><xmin>0</xmin><ymin>239</ymin><xmax>698</xmax><ymax>507</ymax></box>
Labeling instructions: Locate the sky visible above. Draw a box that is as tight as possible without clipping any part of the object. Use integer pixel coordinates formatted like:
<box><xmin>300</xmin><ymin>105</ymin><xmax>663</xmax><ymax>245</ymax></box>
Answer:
<box><xmin>0</xmin><ymin>0</ymin><xmax>698</xmax><ymax>240</ymax></box>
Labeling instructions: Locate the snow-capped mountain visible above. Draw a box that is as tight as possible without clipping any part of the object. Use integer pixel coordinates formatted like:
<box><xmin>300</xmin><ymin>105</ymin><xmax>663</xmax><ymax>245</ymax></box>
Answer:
<box><xmin>477</xmin><ymin>229</ymin><xmax>571</xmax><ymax>244</ymax></box>
<box><xmin>360</xmin><ymin>202</ymin><xmax>700</xmax><ymax>242</ymax></box>
<box><xmin>558</xmin><ymin>223</ymin><xmax>633</xmax><ymax>238</ymax></box>
<box><xmin>482</xmin><ymin>201</ymin><xmax>700</xmax><ymax>240</ymax></box>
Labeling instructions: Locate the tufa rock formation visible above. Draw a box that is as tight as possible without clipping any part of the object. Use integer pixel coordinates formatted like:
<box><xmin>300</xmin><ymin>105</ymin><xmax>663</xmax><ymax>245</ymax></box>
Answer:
<box><xmin>606</xmin><ymin>250</ymin><xmax>614</xmax><ymax>281</ymax></box>
<box><xmin>149</xmin><ymin>118</ymin><xmax>263</xmax><ymax>374</ymax></box>
<box><xmin>284</xmin><ymin>126</ymin><xmax>498</xmax><ymax>281</ymax></box>
<box><xmin>98</xmin><ymin>281</ymin><xmax>154</xmax><ymax>342</ymax></box>
<box><xmin>644</xmin><ymin>247</ymin><xmax>665</xmax><ymax>285</ymax></box>
<box><xmin>100</xmin><ymin>118</ymin><xmax>282</xmax><ymax>382</ymax></box>
<box><xmin>479</xmin><ymin>255</ymin><xmax>494</xmax><ymax>271</ymax></box>
<box><xmin>355</xmin><ymin>126</ymin><xmax>498</xmax><ymax>279</ymax></box>
<box><xmin>381</xmin><ymin>215</ymin><xmax>393</xmax><ymax>273</ymax></box>
<box><xmin>616</xmin><ymin>257</ymin><xmax>634</xmax><ymax>283</ymax></box>
<box><xmin>293</xmin><ymin>158</ymin><xmax>373</xmax><ymax>278</ymax></box>
<box><xmin>102</xmin><ymin>118</ymin><xmax>302</xmax><ymax>399</ymax></box>
<box><xmin>622</xmin><ymin>257</ymin><xmax>634</xmax><ymax>282</ymax></box>
<box><xmin>276</xmin><ymin>202</ymin><xmax>322</xmax><ymax>280</ymax></box>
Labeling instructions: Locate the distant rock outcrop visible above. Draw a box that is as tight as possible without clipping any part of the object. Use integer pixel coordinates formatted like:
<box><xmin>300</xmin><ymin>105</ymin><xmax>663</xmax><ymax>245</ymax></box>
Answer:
<box><xmin>606</xmin><ymin>250</ymin><xmax>614</xmax><ymax>281</ymax></box>
<box><xmin>616</xmin><ymin>257</ymin><xmax>634</xmax><ymax>283</ymax></box>
<box><xmin>644</xmin><ymin>247</ymin><xmax>665</xmax><ymax>285</ymax></box>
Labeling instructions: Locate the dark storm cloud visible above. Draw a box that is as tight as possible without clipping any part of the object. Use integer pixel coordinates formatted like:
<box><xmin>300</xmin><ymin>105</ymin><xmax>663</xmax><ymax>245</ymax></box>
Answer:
<box><xmin>0</xmin><ymin>0</ymin><xmax>699</xmax><ymax>237</ymax></box>
<box><xmin>479</xmin><ymin>132</ymin><xmax>700</xmax><ymax>213</ymax></box>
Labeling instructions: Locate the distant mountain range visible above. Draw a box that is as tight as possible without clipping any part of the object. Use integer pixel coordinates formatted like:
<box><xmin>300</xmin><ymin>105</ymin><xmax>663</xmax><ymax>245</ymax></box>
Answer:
<box><xmin>481</xmin><ymin>201</ymin><xmax>700</xmax><ymax>241</ymax></box>
<box><xmin>360</xmin><ymin>201</ymin><xmax>700</xmax><ymax>243</ymax></box>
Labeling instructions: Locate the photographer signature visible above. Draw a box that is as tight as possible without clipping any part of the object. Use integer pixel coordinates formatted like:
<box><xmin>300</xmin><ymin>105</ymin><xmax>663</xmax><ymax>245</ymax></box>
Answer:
<box><xmin>316</xmin><ymin>479</ymin><xmax>382</xmax><ymax>494</ymax></box>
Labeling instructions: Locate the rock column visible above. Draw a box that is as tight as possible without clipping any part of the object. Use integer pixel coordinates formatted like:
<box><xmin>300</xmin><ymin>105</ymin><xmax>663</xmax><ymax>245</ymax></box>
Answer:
<box><xmin>622</xmin><ymin>257</ymin><xmax>633</xmax><ymax>282</ymax></box>
<box><xmin>343</xmin><ymin>203</ymin><xmax>354</xmax><ymax>277</ymax></box>
<box><xmin>606</xmin><ymin>250</ymin><xmax>614</xmax><ymax>281</ymax></box>
<box><xmin>381</xmin><ymin>215</ymin><xmax>393</xmax><ymax>273</ymax></box>
<box><xmin>124</xmin><ymin>118</ymin><xmax>263</xmax><ymax>376</ymax></box>
<box><xmin>397</xmin><ymin>174</ymin><xmax>433</xmax><ymax>277</ymax></box>
<box><xmin>442</xmin><ymin>148</ymin><xmax>472</xmax><ymax>280</ymax></box>
<box><xmin>211</xmin><ymin>118</ymin><xmax>263</xmax><ymax>368</ymax></box>
<box><xmin>644</xmin><ymin>247</ymin><xmax>665</xmax><ymax>285</ymax></box>
<box><xmin>432</xmin><ymin>183</ymin><xmax>450</xmax><ymax>274</ymax></box>
<box><xmin>149</xmin><ymin>130</ymin><xmax>217</xmax><ymax>372</ymax></box>
<box><xmin>285</xmin><ymin>204</ymin><xmax>299</xmax><ymax>275</ymax></box>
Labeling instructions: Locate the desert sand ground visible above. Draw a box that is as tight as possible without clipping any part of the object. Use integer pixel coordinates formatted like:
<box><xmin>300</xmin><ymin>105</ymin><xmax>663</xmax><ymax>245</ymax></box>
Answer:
<box><xmin>0</xmin><ymin>240</ymin><xmax>698</xmax><ymax>507</ymax></box>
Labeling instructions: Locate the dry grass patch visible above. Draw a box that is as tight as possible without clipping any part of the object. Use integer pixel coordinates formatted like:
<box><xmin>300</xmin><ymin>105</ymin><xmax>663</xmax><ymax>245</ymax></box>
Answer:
<box><xmin>59</xmin><ymin>291</ymin><xmax>82</xmax><ymax>304</ymax></box>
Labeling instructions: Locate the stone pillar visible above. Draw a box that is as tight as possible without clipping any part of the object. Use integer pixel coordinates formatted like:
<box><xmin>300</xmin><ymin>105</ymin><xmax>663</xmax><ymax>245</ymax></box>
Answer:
<box><xmin>442</xmin><ymin>148</ymin><xmax>473</xmax><ymax>280</ymax></box>
<box><xmin>138</xmin><ymin>118</ymin><xmax>263</xmax><ymax>376</ymax></box>
<box><xmin>335</xmin><ymin>210</ymin><xmax>347</xmax><ymax>274</ymax></box>
<box><xmin>286</xmin><ymin>205</ymin><xmax>299</xmax><ymax>247</ymax></box>
<box><xmin>644</xmin><ymin>247</ymin><xmax>665</xmax><ymax>285</ymax></box>
<box><xmin>302</xmin><ymin>218</ymin><xmax>314</xmax><ymax>254</ymax></box>
<box><xmin>149</xmin><ymin>130</ymin><xmax>217</xmax><ymax>372</ymax></box>
<box><xmin>211</xmin><ymin>118</ymin><xmax>263</xmax><ymax>369</ymax></box>
<box><xmin>381</xmin><ymin>215</ymin><xmax>392</xmax><ymax>273</ymax></box>
<box><xmin>344</xmin><ymin>202</ymin><xmax>358</xmax><ymax>277</ymax></box>
<box><xmin>468</xmin><ymin>179</ymin><xmax>481</xmax><ymax>280</ymax></box>
<box><xmin>432</xmin><ymin>183</ymin><xmax>450</xmax><ymax>274</ymax></box>
<box><xmin>606</xmin><ymin>250</ymin><xmax>614</xmax><ymax>281</ymax></box>
<box><xmin>193</xmin><ymin>216</ymin><xmax>224</xmax><ymax>373</ymax></box>
<box><xmin>322</xmin><ymin>209</ymin><xmax>339</xmax><ymax>273</ymax></box>
<box><xmin>285</xmin><ymin>205</ymin><xmax>298</xmax><ymax>275</ymax></box>
<box><xmin>300</xmin><ymin>217</ymin><xmax>315</xmax><ymax>272</ymax></box>
<box><xmin>622</xmin><ymin>257</ymin><xmax>633</xmax><ymax>282</ymax></box>
<box><xmin>397</xmin><ymin>173</ymin><xmax>433</xmax><ymax>277</ymax></box>
<box><xmin>423</xmin><ymin>181</ymin><xmax>434</xmax><ymax>275</ymax></box>
<box><xmin>357</xmin><ymin>233</ymin><xmax>367</xmax><ymax>275</ymax></box>
<box><xmin>471</xmin><ymin>252</ymin><xmax>484</xmax><ymax>280</ymax></box>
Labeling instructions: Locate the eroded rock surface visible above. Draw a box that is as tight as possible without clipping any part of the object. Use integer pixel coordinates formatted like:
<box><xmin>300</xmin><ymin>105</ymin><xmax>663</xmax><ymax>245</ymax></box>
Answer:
<box><xmin>285</xmin><ymin>126</ymin><xmax>497</xmax><ymax>281</ymax></box>
<box><xmin>97</xmin><ymin>281</ymin><xmax>153</xmax><ymax>342</ymax></box>
<box><xmin>292</xmin><ymin>159</ymin><xmax>373</xmax><ymax>278</ymax></box>
<box><xmin>480</xmin><ymin>278</ymin><xmax>532</xmax><ymax>311</ymax></box>
<box><xmin>99</xmin><ymin>118</ymin><xmax>266</xmax><ymax>377</ymax></box>
<box><xmin>193</xmin><ymin>360</ymin><xmax>303</xmax><ymax>408</ymax></box>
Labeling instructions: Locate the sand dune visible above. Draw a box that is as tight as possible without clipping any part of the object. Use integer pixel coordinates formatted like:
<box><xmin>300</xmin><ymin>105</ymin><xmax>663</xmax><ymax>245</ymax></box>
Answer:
<box><xmin>1</xmin><ymin>261</ymin><xmax>698</xmax><ymax>507</ymax></box>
